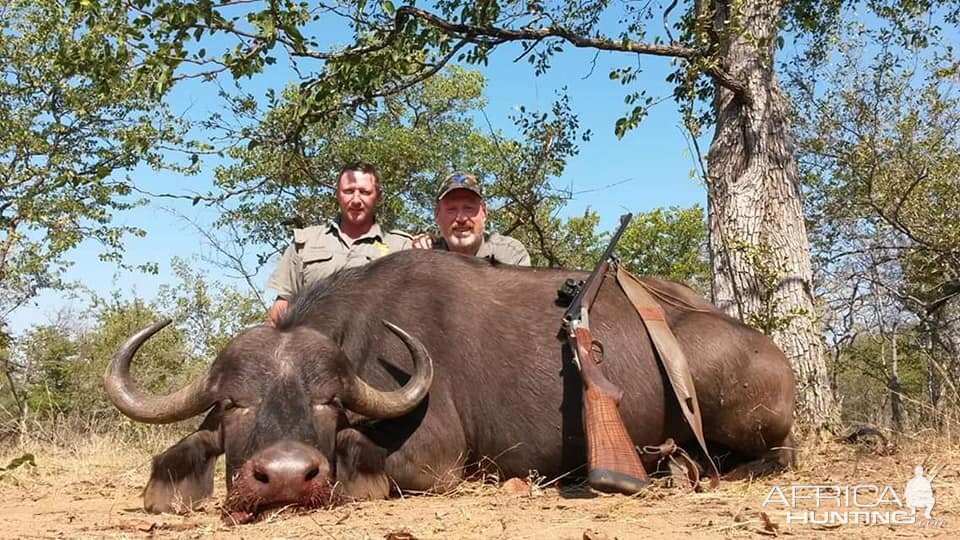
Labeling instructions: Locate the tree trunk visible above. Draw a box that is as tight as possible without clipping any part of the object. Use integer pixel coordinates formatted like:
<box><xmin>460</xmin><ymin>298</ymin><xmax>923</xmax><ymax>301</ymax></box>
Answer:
<box><xmin>926</xmin><ymin>330</ymin><xmax>942</xmax><ymax>429</ymax></box>
<box><xmin>889</xmin><ymin>329</ymin><xmax>903</xmax><ymax>433</ymax></box>
<box><xmin>933</xmin><ymin>295</ymin><xmax>960</xmax><ymax>370</ymax></box>
<box><xmin>706</xmin><ymin>0</ymin><xmax>838</xmax><ymax>430</ymax></box>
<box><xmin>930</xmin><ymin>295</ymin><xmax>960</xmax><ymax>430</ymax></box>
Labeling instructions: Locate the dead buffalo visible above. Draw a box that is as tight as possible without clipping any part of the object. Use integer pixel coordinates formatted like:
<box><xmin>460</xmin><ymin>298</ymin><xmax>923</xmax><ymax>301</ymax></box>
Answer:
<box><xmin>105</xmin><ymin>249</ymin><xmax>795</xmax><ymax>521</ymax></box>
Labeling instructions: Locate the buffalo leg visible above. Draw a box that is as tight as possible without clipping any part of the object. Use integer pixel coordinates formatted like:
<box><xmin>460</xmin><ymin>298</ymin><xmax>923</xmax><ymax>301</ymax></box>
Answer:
<box><xmin>335</xmin><ymin>425</ymin><xmax>468</xmax><ymax>498</ymax></box>
<box><xmin>144</xmin><ymin>410</ymin><xmax>223</xmax><ymax>513</ymax></box>
<box><xmin>335</xmin><ymin>428</ymin><xmax>391</xmax><ymax>500</ymax></box>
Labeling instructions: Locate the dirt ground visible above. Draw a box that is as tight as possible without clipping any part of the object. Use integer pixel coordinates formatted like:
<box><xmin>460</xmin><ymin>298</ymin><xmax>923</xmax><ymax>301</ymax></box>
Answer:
<box><xmin>2</xmin><ymin>432</ymin><xmax>959</xmax><ymax>539</ymax></box>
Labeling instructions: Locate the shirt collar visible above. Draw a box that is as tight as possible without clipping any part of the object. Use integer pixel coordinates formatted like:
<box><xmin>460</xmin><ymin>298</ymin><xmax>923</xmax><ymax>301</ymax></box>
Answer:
<box><xmin>330</xmin><ymin>217</ymin><xmax>384</xmax><ymax>245</ymax></box>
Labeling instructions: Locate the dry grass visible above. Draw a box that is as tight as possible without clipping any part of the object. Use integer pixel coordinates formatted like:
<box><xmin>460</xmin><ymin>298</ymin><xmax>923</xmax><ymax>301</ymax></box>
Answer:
<box><xmin>2</xmin><ymin>428</ymin><xmax>960</xmax><ymax>539</ymax></box>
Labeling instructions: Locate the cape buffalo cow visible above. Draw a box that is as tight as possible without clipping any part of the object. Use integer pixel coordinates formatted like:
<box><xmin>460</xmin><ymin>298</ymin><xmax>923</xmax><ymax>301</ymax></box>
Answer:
<box><xmin>105</xmin><ymin>249</ymin><xmax>795</xmax><ymax>521</ymax></box>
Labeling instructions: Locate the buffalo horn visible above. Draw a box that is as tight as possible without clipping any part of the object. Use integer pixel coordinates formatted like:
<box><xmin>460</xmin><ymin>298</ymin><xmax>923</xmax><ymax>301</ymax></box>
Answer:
<box><xmin>341</xmin><ymin>321</ymin><xmax>434</xmax><ymax>419</ymax></box>
<box><xmin>104</xmin><ymin>320</ymin><xmax>214</xmax><ymax>424</ymax></box>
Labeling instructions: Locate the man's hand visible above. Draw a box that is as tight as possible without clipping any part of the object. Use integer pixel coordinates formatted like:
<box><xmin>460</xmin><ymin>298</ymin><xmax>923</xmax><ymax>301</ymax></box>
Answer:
<box><xmin>411</xmin><ymin>233</ymin><xmax>435</xmax><ymax>250</ymax></box>
<box><xmin>266</xmin><ymin>298</ymin><xmax>289</xmax><ymax>327</ymax></box>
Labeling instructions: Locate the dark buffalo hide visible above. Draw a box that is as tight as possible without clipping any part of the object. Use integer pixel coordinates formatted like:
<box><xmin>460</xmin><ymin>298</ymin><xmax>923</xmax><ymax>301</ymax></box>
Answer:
<box><xmin>105</xmin><ymin>249</ymin><xmax>795</xmax><ymax>521</ymax></box>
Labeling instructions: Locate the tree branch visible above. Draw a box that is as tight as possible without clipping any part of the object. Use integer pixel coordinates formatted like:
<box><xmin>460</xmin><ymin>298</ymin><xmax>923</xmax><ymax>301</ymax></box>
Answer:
<box><xmin>394</xmin><ymin>6</ymin><xmax>749</xmax><ymax>98</ymax></box>
<box><xmin>300</xmin><ymin>39</ymin><xmax>469</xmax><ymax>127</ymax></box>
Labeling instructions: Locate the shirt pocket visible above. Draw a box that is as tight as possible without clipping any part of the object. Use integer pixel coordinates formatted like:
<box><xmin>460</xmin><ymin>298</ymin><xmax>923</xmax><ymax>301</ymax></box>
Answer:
<box><xmin>300</xmin><ymin>247</ymin><xmax>335</xmax><ymax>265</ymax></box>
<box><xmin>299</xmin><ymin>247</ymin><xmax>339</xmax><ymax>283</ymax></box>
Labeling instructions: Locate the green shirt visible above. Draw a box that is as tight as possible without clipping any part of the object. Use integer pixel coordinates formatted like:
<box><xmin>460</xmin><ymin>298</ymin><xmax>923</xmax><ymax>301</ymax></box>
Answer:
<box><xmin>435</xmin><ymin>232</ymin><xmax>531</xmax><ymax>266</ymax></box>
<box><xmin>267</xmin><ymin>220</ymin><xmax>413</xmax><ymax>300</ymax></box>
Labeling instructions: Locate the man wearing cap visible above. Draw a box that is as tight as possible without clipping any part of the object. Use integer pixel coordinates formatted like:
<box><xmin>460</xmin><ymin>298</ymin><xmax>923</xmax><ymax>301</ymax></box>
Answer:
<box><xmin>412</xmin><ymin>172</ymin><xmax>531</xmax><ymax>266</ymax></box>
<box><xmin>265</xmin><ymin>161</ymin><xmax>413</xmax><ymax>326</ymax></box>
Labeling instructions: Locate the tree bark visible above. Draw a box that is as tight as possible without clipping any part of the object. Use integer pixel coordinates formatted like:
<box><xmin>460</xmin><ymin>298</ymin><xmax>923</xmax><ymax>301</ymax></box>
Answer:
<box><xmin>925</xmin><ymin>324</ymin><xmax>942</xmax><ymax>428</ymax></box>
<box><xmin>930</xmin><ymin>295</ymin><xmax>960</xmax><ymax>428</ymax></box>
<box><xmin>933</xmin><ymin>295</ymin><xmax>960</xmax><ymax>368</ymax></box>
<box><xmin>889</xmin><ymin>329</ymin><xmax>903</xmax><ymax>433</ymax></box>
<box><xmin>706</xmin><ymin>0</ymin><xmax>838</xmax><ymax>430</ymax></box>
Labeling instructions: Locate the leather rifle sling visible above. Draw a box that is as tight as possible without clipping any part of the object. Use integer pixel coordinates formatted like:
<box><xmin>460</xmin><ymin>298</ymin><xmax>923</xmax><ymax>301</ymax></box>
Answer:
<box><xmin>615</xmin><ymin>265</ymin><xmax>720</xmax><ymax>487</ymax></box>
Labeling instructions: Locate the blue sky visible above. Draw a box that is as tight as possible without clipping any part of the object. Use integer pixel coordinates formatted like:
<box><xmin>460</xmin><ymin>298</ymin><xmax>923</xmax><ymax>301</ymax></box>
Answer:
<box><xmin>14</xmin><ymin>24</ymin><xmax>708</xmax><ymax>335</ymax></box>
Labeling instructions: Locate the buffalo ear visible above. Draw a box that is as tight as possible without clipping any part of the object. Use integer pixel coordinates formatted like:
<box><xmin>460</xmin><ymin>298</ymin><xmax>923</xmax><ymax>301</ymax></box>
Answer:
<box><xmin>143</xmin><ymin>409</ymin><xmax>223</xmax><ymax>513</ymax></box>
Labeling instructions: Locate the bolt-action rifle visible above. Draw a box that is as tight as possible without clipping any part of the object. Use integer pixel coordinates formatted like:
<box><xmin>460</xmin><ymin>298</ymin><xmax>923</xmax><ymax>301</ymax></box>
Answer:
<box><xmin>561</xmin><ymin>213</ymin><xmax>648</xmax><ymax>494</ymax></box>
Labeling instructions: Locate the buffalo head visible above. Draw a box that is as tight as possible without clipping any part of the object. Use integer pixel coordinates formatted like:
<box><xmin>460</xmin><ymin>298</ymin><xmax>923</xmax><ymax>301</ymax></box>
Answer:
<box><xmin>104</xmin><ymin>319</ymin><xmax>432</xmax><ymax>522</ymax></box>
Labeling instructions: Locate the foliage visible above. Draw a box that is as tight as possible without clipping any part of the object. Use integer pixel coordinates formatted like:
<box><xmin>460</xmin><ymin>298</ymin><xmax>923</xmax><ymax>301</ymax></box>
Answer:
<box><xmin>831</xmin><ymin>330</ymin><xmax>930</xmax><ymax>429</ymax></box>
<box><xmin>481</xmin><ymin>92</ymin><xmax>594</xmax><ymax>268</ymax></box>
<box><xmin>792</xmin><ymin>23</ymin><xmax>960</xmax><ymax>297</ymax></box>
<box><xmin>788</xmin><ymin>8</ymin><xmax>959</xmax><ymax>431</ymax></box>
<box><xmin>4</xmin><ymin>262</ymin><xmax>261</xmax><ymax>423</ymax></box>
<box><xmin>496</xmin><ymin>204</ymin><xmax>709</xmax><ymax>284</ymax></box>
<box><xmin>99</xmin><ymin>1</ymin><xmax>960</xmax><ymax>139</ymax></box>
<box><xmin>0</xmin><ymin>0</ymin><xmax>189</xmax><ymax>330</ymax></box>
<box><xmin>104</xmin><ymin>1</ymin><xmax>735</xmax><ymax>134</ymax></box>
<box><xmin>618</xmin><ymin>206</ymin><xmax>709</xmax><ymax>295</ymax></box>
<box><xmin>19</xmin><ymin>299</ymin><xmax>192</xmax><ymax>418</ymax></box>
<box><xmin>15</xmin><ymin>324</ymin><xmax>77</xmax><ymax>414</ymax></box>
<box><xmin>155</xmin><ymin>258</ymin><xmax>265</xmax><ymax>358</ymax></box>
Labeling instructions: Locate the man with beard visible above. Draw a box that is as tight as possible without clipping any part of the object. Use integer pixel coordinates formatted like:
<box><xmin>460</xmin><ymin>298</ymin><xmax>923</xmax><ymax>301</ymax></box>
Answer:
<box><xmin>266</xmin><ymin>161</ymin><xmax>413</xmax><ymax>326</ymax></box>
<box><xmin>412</xmin><ymin>172</ymin><xmax>530</xmax><ymax>265</ymax></box>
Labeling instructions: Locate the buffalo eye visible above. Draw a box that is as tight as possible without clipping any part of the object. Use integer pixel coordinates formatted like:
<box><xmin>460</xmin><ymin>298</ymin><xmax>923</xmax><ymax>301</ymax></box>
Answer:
<box><xmin>222</xmin><ymin>397</ymin><xmax>261</xmax><ymax>411</ymax></box>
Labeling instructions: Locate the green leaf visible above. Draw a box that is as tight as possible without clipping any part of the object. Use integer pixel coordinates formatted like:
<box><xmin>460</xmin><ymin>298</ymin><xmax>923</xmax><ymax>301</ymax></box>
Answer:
<box><xmin>380</xmin><ymin>0</ymin><xmax>396</xmax><ymax>17</ymax></box>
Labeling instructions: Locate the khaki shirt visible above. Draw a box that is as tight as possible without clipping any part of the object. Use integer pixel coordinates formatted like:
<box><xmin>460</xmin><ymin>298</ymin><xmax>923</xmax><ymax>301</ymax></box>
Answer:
<box><xmin>435</xmin><ymin>232</ymin><xmax>531</xmax><ymax>266</ymax></box>
<box><xmin>267</xmin><ymin>220</ymin><xmax>413</xmax><ymax>300</ymax></box>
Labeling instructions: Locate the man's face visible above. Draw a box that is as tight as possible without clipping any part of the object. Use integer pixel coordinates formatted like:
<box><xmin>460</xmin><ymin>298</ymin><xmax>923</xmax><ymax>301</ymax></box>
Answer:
<box><xmin>435</xmin><ymin>190</ymin><xmax>487</xmax><ymax>255</ymax></box>
<box><xmin>336</xmin><ymin>170</ymin><xmax>379</xmax><ymax>229</ymax></box>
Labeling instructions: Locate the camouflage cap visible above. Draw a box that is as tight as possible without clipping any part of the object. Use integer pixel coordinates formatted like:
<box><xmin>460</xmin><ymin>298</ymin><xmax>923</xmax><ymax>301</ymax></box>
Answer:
<box><xmin>436</xmin><ymin>172</ymin><xmax>483</xmax><ymax>201</ymax></box>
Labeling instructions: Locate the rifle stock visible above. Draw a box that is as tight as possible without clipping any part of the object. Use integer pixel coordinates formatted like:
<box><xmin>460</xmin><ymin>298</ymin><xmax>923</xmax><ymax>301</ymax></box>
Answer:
<box><xmin>573</xmin><ymin>326</ymin><xmax>649</xmax><ymax>494</ymax></box>
<box><xmin>561</xmin><ymin>213</ymin><xmax>647</xmax><ymax>495</ymax></box>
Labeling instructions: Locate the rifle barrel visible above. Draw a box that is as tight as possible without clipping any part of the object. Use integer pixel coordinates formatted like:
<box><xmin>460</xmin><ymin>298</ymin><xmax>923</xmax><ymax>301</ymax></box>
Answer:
<box><xmin>930</xmin><ymin>463</ymin><xmax>946</xmax><ymax>482</ymax></box>
<box><xmin>562</xmin><ymin>213</ymin><xmax>633</xmax><ymax>323</ymax></box>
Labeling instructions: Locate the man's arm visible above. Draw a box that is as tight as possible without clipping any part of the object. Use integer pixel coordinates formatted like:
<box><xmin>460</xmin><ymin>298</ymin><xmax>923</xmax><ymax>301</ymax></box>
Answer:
<box><xmin>264</xmin><ymin>243</ymin><xmax>302</xmax><ymax>325</ymax></box>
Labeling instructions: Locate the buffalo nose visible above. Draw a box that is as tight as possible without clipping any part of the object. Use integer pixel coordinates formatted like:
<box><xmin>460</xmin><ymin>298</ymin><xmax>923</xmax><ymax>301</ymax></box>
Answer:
<box><xmin>242</xmin><ymin>441</ymin><xmax>330</xmax><ymax>503</ymax></box>
<box><xmin>253</xmin><ymin>454</ymin><xmax>321</xmax><ymax>485</ymax></box>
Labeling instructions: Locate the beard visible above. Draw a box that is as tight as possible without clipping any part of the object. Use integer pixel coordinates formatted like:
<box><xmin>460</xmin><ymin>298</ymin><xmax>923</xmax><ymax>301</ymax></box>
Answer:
<box><xmin>342</xmin><ymin>206</ymin><xmax>372</xmax><ymax>227</ymax></box>
<box><xmin>444</xmin><ymin>228</ymin><xmax>482</xmax><ymax>254</ymax></box>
